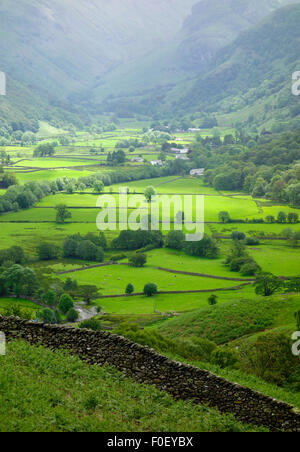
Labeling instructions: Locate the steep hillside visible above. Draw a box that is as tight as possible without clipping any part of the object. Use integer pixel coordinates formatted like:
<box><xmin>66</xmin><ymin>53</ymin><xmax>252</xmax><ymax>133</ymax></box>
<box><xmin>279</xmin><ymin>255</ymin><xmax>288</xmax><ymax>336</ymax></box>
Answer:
<box><xmin>0</xmin><ymin>0</ymin><xmax>197</xmax><ymax>99</ymax></box>
<box><xmin>96</xmin><ymin>1</ymin><xmax>300</xmax><ymax>120</ymax></box>
<box><xmin>175</xmin><ymin>3</ymin><xmax>300</xmax><ymax>128</ymax></box>
<box><xmin>0</xmin><ymin>340</ymin><xmax>261</xmax><ymax>432</ymax></box>
<box><xmin>177</xmin><ymin>0</ymin><xmax>300</xmax><ymax>70</ymax></box>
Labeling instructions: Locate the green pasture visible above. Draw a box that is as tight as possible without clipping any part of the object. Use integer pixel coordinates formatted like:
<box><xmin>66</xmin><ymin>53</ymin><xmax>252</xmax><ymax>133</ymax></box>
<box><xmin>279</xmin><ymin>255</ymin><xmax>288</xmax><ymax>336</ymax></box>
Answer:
<box><xmin>57</xmin><ymin>263</ymin><xmax>250</xmax><ymax>296</ymax></box>
<box><xmin>146</xmin><ymin>248</ymin><xmax>240</xmax><ymax>279</ymax></box>
<box><xmin>14</xmin><ymin>158</ymin><xmax>99</xmax><ymax>168</ymax></box>
<box><xmin>248</xmin><ymin>245</ymin><xmax>300</xmax><ymax>276</ymax></box>
<box><xmin>13</xmin><ymin>169</ymin><xmax>96</xmax><ymax>184</ymax></box>
<box><xmin>209</xmin><ymin>223</ymin><xmax>300</xmax><ymax>236</ymax></box>
<box><xmin>95</xmin><ymin>285</ymin><xmax>256</xmax><ymax>315</ymax></box>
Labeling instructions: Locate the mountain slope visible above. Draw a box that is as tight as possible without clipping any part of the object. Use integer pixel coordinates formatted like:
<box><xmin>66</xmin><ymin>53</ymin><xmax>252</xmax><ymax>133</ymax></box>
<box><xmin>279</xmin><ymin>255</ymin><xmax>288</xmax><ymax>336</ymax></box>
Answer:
<box><xmin>177</xmin><ymin>0</ymin><xmax>300</xmax><ymax>70</ymax></box>
<box><xmin>0</xmin><ymin>0</ymin><xmax>197</xmax><ymax>99</ymax></box>
<box><xmin>94</xmin><ymin>0</ymin><xmax>300</xmax><ymax>117</ymax></box>
<box><xmin>173</xmin><ymin>3</ymin><xmax>300</xmax><ymax>129</ymax></box>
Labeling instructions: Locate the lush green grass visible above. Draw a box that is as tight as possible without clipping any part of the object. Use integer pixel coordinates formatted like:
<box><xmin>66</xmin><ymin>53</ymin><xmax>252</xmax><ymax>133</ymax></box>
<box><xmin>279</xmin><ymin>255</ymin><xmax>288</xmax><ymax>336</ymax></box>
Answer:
<box><xmin>14</xmin><ymin>169</ymin><xmax>96</xmax><ymax>184</ymax></box>
<box><xmin>158</xmin><ymin>295</ymin><xmax>300</xmax><ymax>344</ymax></box>
<box><xmin>210</xmin><ymin>223</ymin><xmax>300</xmax><ymax>236</ymax></box>
<box><xmin>248</xmin><ymin>245</ymin><xmax>300</xmax><ymax>276</ymax></box>
<box><xmin>92</xmin><ymin>286</ymin><xmax>256</xmax><ymax>315</ymax></box>
<box><xmin>146</xmin><ymin>248</ymin><xmax>242</xmax><ymax>278</ymax></box>
<box><xmin>0</xmin><ymin>298</ymin><xmax>38</xmax><ymax>316</ymax></box>
<box><xmin>14</xmin><ymin>158</ymin><xmax>99</xmax><ymax>168</ymax></box>
<box><xmin>0</xmin><ymin>341</ymin><xmax>262</xmax><ymax>432</ymax></box>
<box><xmin>58</xmin><ymin>263</ymin><xmax>239</xmax><ymax>296</ymax></box>
<box><xmin>109</xmin><ymin>177</ymin><xmax>220</xmax><ymax>195</ymax></box>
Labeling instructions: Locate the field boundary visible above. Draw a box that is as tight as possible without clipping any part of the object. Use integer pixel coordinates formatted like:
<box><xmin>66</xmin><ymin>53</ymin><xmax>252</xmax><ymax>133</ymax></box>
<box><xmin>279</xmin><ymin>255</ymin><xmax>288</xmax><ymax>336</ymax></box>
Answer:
<box><xmin>1</xmin><ymin>316</ymin><xmax>299</xmax><ymax>432</ymax></box>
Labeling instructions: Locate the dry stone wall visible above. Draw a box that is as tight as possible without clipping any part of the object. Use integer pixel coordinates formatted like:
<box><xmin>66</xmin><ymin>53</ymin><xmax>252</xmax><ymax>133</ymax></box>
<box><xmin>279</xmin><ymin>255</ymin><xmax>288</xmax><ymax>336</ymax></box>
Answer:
<box><xmin>0</xmin><ymin>316</ymin><xmax>299</xmax><ymax>432</ymax></box>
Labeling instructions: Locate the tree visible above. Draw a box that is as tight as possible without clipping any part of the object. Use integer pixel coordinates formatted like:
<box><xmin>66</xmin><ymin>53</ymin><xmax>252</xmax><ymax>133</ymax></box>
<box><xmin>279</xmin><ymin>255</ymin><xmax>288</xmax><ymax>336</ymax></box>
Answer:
<box><xmin>277</xmin><ymin>211</ymin><xmax>287</xmax><ymax>224</ymax></box>
<box><xmin>66</xmin><ymin>308</ymin><xmax>79</xmax><ymax>323</ymax></box>
<box><xmin>58</xmin><ymin>293</ymin><xmax>74</xmax><ymax>314</ymax></box>
<box><xmin>125</xmin><ymin>283</ymin><xmax>134</xmax><ymax>295</ymax></box>
<box><xmin>38</xmin><ymin>308</ymin><xmax>57</xmax><ymax>324</ymax></box>
<box><xmin>55</xmin><ymin>204</ymin><xmax>72</xmax><ymax>224</ymax></box>
<box><xmin>130</xmin><ymin>253</ymin><xmax>147</xmax><ymax>268</ymax></box>
<box><xmin>288</xmin><ymin>213</ymin><xmax>299</xmax><ymax>224</ymax></box>
<box><xmin>218</xmin><ymin>211</ymin><xmax>231</xmax><ymax>223</ymax></box>
<box><xmin>33</xmin><ymin>143</ymin><xmax>56</xmax><ymax>157</ymax></box>
<box><xmin>254</xmin><ymin>273</ymin><xmax>283</xmax><ymax>297</ymax></box>
<box><xmin>93</xmin><ymin>180</ymin><xmax>104</xmax><ymax>193</ymax></box>
<box><xmin>144</xmin><ymin>283</ymin><xmax>158</xmax><ymax>297</ymax></box>
<box><xmin>208</xmin><ymin>294</ymin><xmax>218</xmax><ymax>306</ymax></box>
<box><xmin>79</xmin><ymin>319</ymin><xmax>102</xmax><ymax>331</ymax></box>
<box><xmin>184</xmin><ymin>235</ymin><xmax>219</xmax><ymax>259</ymax></box>
<box><xmin>144</xmin><ymin>186</ymin><xmax>156</xmax><ymax>203</ymax></box>
<box><xmin>78</xmin><ymin>285</ymin><xmax>101</xmax><ymax>305</ymax></box>
<box><xmin>63</xmin><ymin>278</ymin><xmax>78</xmax><ymax>292</ymax></box>
<box><xmin>239</xmin><ymin>333</ymin><xmax>297</xmax><ymax>385</ymax></box>
<box><xmin>166</xmin><ymin>231</ymin><xmax>185</xmax><ymax>250</ymax></box>
<box><xmin>286</xmin><ymin>277</ymin><xmax>300</xmax><ymax>293</ymax></box>
<box><xmin>231</xmin><ymin>231</ymin><xmax>246</xmax><ymax>241</ymax></box>
<box><xmin>42</xmin><ymin>290</ymin><xmax>57</xmax><ymax>306</ymax></box>
<box><xmin>1</xmin><ymin>264</ymin><xmax>39</xmax><ymax>297</ymax></box>
<box><xmin>37</xmin><ymin>242</ymin><xmax>60</xmax><ymax>260</ymax></box>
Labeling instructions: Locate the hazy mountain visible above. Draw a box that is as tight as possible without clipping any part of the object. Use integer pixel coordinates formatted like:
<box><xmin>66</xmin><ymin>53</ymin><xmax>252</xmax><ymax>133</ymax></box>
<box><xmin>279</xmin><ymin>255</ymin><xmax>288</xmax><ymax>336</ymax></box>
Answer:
<box><xmin>0</xmin><ymin>0</ymin><xmax>197</xmax><ymax>100</ymax></box>
<box><xmin>95</xmin><ymin>0</ymin><xmax>300</xmax><ymax>116</ymax></box>
<box><xmin>177</xmin><ymin>0</ymin><xmax>300</xmax><ymax>70</ymax></box>
<box><xmin>177</xmin><ymin>2</ymin><xmax>300</xmax><ymax>129</ymax></box>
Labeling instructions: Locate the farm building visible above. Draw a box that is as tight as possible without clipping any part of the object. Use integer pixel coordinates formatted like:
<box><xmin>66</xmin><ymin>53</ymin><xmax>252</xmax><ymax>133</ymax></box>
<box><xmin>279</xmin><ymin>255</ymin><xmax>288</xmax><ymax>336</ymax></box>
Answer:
<box><xmin>150</xmin><ymin>160</ymin><xmax>163</xmax><ymax>166</ymax></box>
<box><xmin>131</xmin><ymin>157</ymin><xmax>144</xmax><ymax>163</ymax></box>
<box><xmin>190</xmin><ymin>168</ymin><xmax>205</xmax><ymax>177</ymax></box>
<box><xmin>170</xmin><ymin>148</ymin><xmax>191</xmax><ymax>154</ymax></box>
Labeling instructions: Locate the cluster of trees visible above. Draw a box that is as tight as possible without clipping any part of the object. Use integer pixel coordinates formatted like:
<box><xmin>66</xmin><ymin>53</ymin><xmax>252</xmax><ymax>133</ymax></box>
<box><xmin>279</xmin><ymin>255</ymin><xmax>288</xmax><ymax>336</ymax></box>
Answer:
<box><xmin>225</xmin><ymin>238</ymin><xmax>261</xmax><ymax>276</ymax></box>
<box><xmin>0</xmin><ymin>246</ymin><xmax>26</xmax><ymax>266</ymax></box>
<box><xmin>107</xmin><ymin>150</ymin><xmax>126</xmax><ymax>165</ymax></box>
<box><xmin>0</xmin><ymin>180</ymin><xmax>53</xmax><ymax>212</ymax></box>
<box><xmin>37</xmin><ymin>233</ymin><xmax>107</xmax><ymax>262</ymax></box>
<box><xmin>166</xmin><ymin>231</ymin><xmax>219</xmax><ymax>259</ymax></box>
<box><xmin>33</xmin><ymin>142</ymin><xmax>56</xmax><ymax>157</ymax></box>
<box><xmin>115</xmin><ymin>139</ymin><xmax>144</xmax><ymax>149</ymax></box>
<box><xmin>112</xmin><ymin>230</ymin><xmax>163</xmax><ymax>251</ymax></box>
<box><xmin>198</xmin><ymin>128</ymin><xmax>300</xmax><ymax>205</ymax></box>
<box><xmin>63</xmin><ymin>233</ymin><xmax>106</xmax><ymax>262</ymax></box>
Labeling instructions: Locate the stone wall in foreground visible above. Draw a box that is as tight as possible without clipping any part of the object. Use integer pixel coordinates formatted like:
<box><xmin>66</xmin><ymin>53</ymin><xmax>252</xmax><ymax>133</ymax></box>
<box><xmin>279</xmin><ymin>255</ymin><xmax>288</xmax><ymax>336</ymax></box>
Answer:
<box><xmin>0</xmin><ymin>316</ymin><xmax>299</xmax><ymax>432</ymax></box>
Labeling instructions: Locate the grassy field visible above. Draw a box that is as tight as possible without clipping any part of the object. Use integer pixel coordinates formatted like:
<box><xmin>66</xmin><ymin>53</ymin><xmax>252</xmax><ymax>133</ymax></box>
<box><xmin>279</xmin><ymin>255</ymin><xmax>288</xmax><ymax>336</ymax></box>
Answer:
<box><xmin>0</xmin><ymin>341</ymin><xmax>260</xmax><ymax>432</ymax></box>
<box><xmin>58</xmin><ymin>263</ymin><xmax>240</xmax><ymax>296</ymax></box>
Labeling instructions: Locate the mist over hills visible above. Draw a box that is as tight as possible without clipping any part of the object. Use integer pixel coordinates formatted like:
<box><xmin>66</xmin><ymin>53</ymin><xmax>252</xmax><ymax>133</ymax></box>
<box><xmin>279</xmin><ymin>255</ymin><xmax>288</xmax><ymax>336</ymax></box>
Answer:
<box><xmin>176</xmin><ymin>3</ymin><xmax>300</xmax><ymax>130</ymax></box>
<box><xmin>1</xmin><ymin>0</ymin><xmax>300</xmax><ymax>130</ymax></box>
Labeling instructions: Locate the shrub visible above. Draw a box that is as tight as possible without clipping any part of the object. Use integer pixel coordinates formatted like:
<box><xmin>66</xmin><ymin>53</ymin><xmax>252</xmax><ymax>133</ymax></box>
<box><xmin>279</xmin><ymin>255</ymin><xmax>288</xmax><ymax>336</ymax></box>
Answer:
<box><xmin>58</xmin><ymin>294</ymin><xmax>74</xmax><ymax>314</ymax></box>
<box><xmin>208</xmin><ymin>294</ymin><xmax>218</xmax><ymax>306</ymax></box>
<box><xmin>231</xmin><ymin>231</ymin><xmax>246</xmax><ymax>241</ymax></box>
<box><xmin>245</xmin><ymin>237</ymin><xmax>260</xmax><ymax>246</ymax></box>
<box><xmin>79</xmin><ymin>319</ymin><xmax>102</xmax><ymax>331</ymax></box>
<box><xmin>240</xmin><ymin>262</ymin><xmax>261</xmax><ymax>276</ymax></box>
<box><xmin>66</xmin><ymin>308</ymin><xmax>79</xmax><ymax>323</ymax></box>
<box><xmin>211</xmin><ymin>348</ymin><xmax>239</xmax><ymax>369</ymax></box>
<box><xmin>239</xmin><ymin>333</ymin><xmax>297</xmax><ymax>385</ymax></box>
<box><xmin>38</xmin><ymin>308</ymin><xmax>57</xmax><ymax>324</ymax></box>
<box><xmin>144</xmin><ymin>283</ymin><xmax>158</xmax><ymax>297</ymax></box>
<box><xmin>130</xmin><ymin>253</ymin><xmax>147</xmax><ymax>268</ymax></box>
<box><xmin>165</xmin><ymin>231</ymin><xmax>185</xmax><ymax>250</ymax></box>
<box><xmin>125</xmin><ymin>283</ymin><xmax>134</xmax><ymax>295</ymax></box>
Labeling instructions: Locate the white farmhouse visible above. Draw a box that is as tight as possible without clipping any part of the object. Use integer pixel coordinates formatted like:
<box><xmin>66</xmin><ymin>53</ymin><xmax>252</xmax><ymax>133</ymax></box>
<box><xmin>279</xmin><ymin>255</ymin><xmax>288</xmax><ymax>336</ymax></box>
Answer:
<box><xmin>150</xmin><ymin>160</ymin><xmax>163</xmax><ymax>166</ymax></box>
<box><xmin>190</xmin><ymin>168</ymin><xmax>205</xmax><ymax>177</ymax></box>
